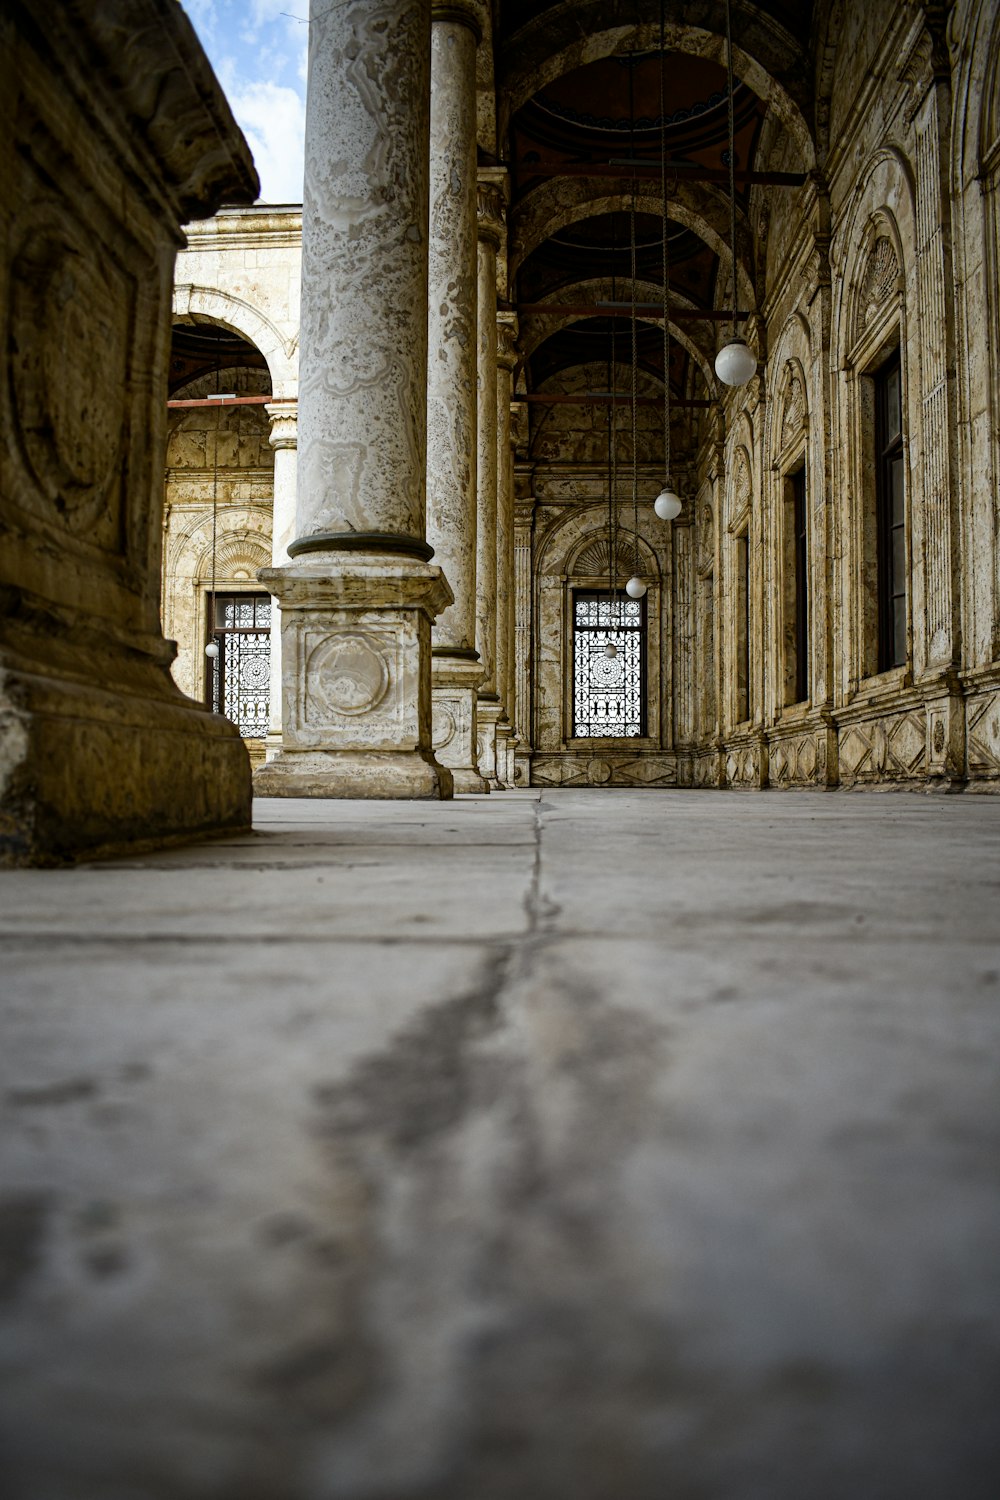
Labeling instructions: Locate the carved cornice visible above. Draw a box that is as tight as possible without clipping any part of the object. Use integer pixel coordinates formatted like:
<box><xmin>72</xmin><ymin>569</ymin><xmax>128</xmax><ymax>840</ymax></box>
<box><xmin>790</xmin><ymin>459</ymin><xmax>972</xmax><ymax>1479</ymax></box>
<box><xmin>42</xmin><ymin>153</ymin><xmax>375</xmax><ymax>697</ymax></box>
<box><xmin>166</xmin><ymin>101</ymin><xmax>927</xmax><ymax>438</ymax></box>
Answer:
<box><xmin>265</xmin><ymin>402</ymin><xmax>298</xmax><ymax>450</ymax></box>
<box><xmin>496</xmin><ymin>319</ymin><xmax>520</xmax><ymax>371</ymax></box>
<box><xmin>897</xmin><ymin>6</ymin><xmax>953</xmax><ymax>121</ymax></box>
<box><xmin>432</xmin><ymin>3</ymin><xmax>484</xmax><ymax>44</ymax></box>
<box><xmin>46</xmin><ymin>0</ymin><xmax>259</xmax><ymax>220</ymax></box>
<box><xmin>477</xmin><ymin>181</ymin><xmax>506</xmax><ymax>247</ymax></box>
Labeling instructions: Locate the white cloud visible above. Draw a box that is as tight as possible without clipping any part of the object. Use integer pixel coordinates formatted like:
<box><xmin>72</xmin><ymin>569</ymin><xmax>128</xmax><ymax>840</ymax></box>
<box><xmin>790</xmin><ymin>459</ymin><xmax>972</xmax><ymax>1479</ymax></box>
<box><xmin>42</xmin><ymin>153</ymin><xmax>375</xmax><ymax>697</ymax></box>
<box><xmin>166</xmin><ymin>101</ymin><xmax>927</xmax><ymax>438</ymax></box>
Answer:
<box><xmin>226</xmin><ymin>79</ymin><xmax>305</xmax><ymax>203</ymax></box>
<box><xmin>182</xmin><ymin>0</ymin><xmax>307</xmax><ymax>202</ymax></box>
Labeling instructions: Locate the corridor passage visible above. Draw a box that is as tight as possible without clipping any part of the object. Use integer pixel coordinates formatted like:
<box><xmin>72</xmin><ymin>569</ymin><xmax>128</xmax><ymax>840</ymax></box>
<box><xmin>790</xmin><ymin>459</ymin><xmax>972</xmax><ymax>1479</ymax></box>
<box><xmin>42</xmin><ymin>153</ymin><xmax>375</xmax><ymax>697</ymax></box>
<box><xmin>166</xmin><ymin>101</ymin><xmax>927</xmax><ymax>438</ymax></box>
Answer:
<box><xmin>1</xmin><ymin>790</ymin><xmax>999</xmax><ymax>1499</ymax></box>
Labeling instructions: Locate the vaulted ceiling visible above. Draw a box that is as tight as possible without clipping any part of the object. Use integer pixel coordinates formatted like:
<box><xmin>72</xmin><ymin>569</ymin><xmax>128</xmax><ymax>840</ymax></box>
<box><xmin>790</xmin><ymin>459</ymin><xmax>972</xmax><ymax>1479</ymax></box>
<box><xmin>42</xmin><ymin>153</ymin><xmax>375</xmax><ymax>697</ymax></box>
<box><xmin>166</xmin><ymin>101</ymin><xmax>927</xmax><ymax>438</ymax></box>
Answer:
<box><xmin>492</xmin><ymin>1</ymin><xmax>817</xmax><ymax>458</ymax></box>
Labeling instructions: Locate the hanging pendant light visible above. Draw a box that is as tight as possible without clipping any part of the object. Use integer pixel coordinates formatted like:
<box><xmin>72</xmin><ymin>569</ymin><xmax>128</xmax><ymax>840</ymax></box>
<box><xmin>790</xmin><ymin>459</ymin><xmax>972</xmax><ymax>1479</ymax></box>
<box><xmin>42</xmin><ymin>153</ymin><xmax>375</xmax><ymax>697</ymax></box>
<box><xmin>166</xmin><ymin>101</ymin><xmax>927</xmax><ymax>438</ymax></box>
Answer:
<box><xmin>654</xmin><ymin>2</ymin><xmax>682</xmax><ymax>522</ymax></box>
<box><xmin>604</xmin><ymin>210</ymin><xmax>622</xmax><ymax>656</ymax></box>
<box><xmin>714</xmin><ymin>0</ymin><xmax>756</xmax><ymax>388</ymax></box>
<box><xmin>626</xmin><ymin>124</ymin><xmax>647</xmax><ymax>602</ymax></box>
<box><xmin>206</xmin><ymin>359</ymin><xmax>222</xmax><ymax>665</ymax></box>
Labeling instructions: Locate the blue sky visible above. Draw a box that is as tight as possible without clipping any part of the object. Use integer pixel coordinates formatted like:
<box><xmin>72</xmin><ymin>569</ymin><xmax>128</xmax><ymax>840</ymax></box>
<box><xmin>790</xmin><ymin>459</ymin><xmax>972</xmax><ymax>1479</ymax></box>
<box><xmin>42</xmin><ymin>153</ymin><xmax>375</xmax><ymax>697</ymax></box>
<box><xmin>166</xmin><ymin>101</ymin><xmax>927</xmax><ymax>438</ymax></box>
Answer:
<box><xmin>182</xmin><ymin>0</ymin><xmax>307</xmax><ymax>203</ymax></box>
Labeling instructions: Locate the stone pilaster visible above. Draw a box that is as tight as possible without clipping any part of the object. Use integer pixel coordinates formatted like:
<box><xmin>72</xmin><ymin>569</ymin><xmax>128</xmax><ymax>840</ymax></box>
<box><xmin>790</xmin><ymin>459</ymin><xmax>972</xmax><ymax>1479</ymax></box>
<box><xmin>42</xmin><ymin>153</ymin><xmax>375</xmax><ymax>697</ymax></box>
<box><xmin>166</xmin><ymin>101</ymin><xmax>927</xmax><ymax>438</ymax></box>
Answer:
<box><xmin>512</xmin><ymin>484</ymin><xmax>535</xmax><ymax>784</ymax></box>
<box><xmin>495</xmin><ymin>312</ymin><xmax>519</xmax><ymax>786</ymax></box>
<box><xmin>263</xmin><ymin>401</ymin><xmax>296</xmax><ymax>759</ymax></box>
<box><xmin>475</xmin><ymin>176</ymin><xmax>505</xmax><ymax>787</ymax></box>
<box><xmin>898</xmin><ymin>11</ymin><xmax>966</xmax><ymax>784</ymax></box>
<box><xmin>426</xmin><ymin>2</ymin><xmax>487</xmax><ymax>793</ymax></box>
<box><xmin>255</xmin><ymin>0</ymin><xmax>453</xmax><ymax>800</ymax></box>
<box><xmin>0</xmin><ymin>0</ymin><xmax>256</xmax><ymax>864</ymax></box>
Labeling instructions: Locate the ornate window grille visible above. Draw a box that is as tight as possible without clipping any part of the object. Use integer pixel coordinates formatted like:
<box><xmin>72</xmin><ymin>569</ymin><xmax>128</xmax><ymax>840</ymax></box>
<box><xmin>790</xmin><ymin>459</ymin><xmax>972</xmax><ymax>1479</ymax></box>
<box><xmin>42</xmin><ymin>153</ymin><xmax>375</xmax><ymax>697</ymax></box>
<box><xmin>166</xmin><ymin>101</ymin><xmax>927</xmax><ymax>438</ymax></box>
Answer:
<box><xmin>572</xmin><ymin>591</ymin><xmax>646</xmax><ymax>737</ymax></box>
<box><xmin>206</xmin><ymin>593</ymin><xmax>271</xmax><ymax>738</ymax></box>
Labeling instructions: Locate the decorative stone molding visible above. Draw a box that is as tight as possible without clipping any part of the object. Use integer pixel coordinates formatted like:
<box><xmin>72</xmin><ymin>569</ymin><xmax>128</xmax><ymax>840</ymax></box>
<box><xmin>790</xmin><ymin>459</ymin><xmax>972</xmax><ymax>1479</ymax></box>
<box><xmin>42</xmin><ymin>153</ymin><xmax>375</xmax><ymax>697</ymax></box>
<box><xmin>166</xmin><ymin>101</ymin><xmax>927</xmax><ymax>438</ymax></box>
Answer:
<box><xmin>49</xmin><ymin>0</ymin><xmax>258</xmax><ymax>221</ymax></box>
<box><xmin>477</xmin><ymin>180</ymin><xmax>506</xmax><ymax>248</ymax></box>
<box><xmin>203</xmin><ymin>535</ymin><xmax>271</xmax><ymax>583</ymax></box>
<box><xmin>730</xmin><ymin>447</ymin><xmax>752</xmax><ymax>527</ymax></box>
<box><xmin>571</xmin><ymin>535</ymin><xmax>650</xmax><ymax>581</ymax></box>
<box><xmin>265</xmin><ymin>403</ymin><xmax>298</xmax><ymax>450</ymax></box>
<box><xmin>855</xmin><ymin>235</ymin><xmax>900</xmax><ymax>339</ymax></box>
<box><xmin>496</xmin><ymin>319</ymin><xmax>520</xmax><ymax>371</ymax></box>
<box><xmin>897</xmin><ymin>13</ymin><xmax>950</xmax><ymax>122</ymax></box>
<box><xmin>431</xmin><ymin>1</ymin><xmax>485</xmax><ymax>43</ymax></box>
<box><xmin>779</xmin><ymin>364</ymin><xmax>806</xmax><ymax>451</ymax></box>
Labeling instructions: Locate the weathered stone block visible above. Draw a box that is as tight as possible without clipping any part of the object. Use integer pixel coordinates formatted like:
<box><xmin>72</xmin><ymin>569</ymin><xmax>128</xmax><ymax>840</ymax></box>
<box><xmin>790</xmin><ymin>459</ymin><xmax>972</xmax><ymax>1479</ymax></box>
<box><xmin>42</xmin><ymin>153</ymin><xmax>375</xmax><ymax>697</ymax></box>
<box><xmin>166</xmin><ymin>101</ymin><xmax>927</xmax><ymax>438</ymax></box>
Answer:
<box><xmin>0</xmin><ymin>0</ymin><xmax>257</xmax><ymax>864</ymax></box>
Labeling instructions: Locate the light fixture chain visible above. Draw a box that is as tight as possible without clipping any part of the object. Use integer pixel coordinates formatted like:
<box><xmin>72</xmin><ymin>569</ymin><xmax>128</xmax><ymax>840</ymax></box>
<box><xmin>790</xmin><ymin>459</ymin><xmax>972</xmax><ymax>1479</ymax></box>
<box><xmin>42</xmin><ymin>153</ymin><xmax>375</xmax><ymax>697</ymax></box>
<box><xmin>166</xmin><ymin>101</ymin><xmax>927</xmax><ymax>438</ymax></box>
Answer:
<box><xmin>725</xmin><ymin>0</ymin><xmax>739</xmax><ymax>344</ymax></box>
<box><xmin>609</xmin><ymin>211</ymin><xmax>618</xmax><ymax>605</ymax></box>
<box><xmin>630</xmin><ymin>180</ymin><xmax>640</xmax><ymax>577</ymax></box>
<box><xmin>659</xmin><ymin>0</ymin><xmax>671</xmax><ymax>487</ymax></box>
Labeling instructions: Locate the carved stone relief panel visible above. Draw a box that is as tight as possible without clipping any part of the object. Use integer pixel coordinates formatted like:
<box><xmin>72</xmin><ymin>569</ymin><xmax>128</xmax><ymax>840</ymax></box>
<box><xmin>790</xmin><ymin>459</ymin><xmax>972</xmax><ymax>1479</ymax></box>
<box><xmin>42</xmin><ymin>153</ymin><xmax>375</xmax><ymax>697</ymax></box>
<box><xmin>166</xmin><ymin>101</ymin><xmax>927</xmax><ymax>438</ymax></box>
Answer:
<box><xmin>293</xmin><ymin>621</ymin><xmax>412</xmax><ymax>749</ymax></box>
<box><xmin>838</xmin><ymin>709</ymin><xmax>927</xmax><ymax>782</ymax></box>
<box><xmin>769</xmin><ymin>732</ymin><xmax>819</xmax><ymax>785</ymax></box>
<box><xmin>6</xmin><ymin>201</ymin><xmax>135</xmax><ymax>556</ymax></box>
<box><xmin>855</xmin><ymin>235</ymin><xmax>900</xmax><ymax>341</ymax></box>
<box><xmin>966</xmin><ymin>691</ymin><xmax>1000</xmax><ymax>776</ymax></box>
<box><xmin>530</xmin><ymin>753</ymin><xmax>679</xmax><ymax>788</ymax></box>
<box><xmin>779</xmin><ymin>364</ymin><xmax>806</xmax><ymax>452</ymax></box>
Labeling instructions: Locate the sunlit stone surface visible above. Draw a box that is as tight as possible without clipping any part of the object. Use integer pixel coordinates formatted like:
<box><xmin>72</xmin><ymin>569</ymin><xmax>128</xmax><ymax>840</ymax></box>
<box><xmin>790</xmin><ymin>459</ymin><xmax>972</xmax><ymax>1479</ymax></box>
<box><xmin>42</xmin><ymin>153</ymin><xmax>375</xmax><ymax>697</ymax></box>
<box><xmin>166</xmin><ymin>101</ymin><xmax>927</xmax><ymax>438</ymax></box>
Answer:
<box><xmin>1</xmin><ymin>790</ymin><xmax>998</xmax><ymax>1498</ymax></box>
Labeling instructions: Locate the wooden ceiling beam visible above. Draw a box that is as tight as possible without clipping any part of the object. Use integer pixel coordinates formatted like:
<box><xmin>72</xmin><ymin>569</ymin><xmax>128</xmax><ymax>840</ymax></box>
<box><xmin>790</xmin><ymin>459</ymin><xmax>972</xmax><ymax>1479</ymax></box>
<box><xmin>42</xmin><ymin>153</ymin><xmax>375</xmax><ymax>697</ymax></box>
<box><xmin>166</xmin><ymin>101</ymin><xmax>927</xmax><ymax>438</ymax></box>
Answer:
<box><xmin>512</xmin><ymin>159</ymin><xmax>805</xmax><ymax>187</ymax></box>
<box><xmin>522</xmin><ymin>394</ymin><xmax>713</xmax><ymax>408</ymax></box>
<box><xmin>517</xmin><ymin>303</ymin><xmax>747</xmax><ymax>321</ymax></box>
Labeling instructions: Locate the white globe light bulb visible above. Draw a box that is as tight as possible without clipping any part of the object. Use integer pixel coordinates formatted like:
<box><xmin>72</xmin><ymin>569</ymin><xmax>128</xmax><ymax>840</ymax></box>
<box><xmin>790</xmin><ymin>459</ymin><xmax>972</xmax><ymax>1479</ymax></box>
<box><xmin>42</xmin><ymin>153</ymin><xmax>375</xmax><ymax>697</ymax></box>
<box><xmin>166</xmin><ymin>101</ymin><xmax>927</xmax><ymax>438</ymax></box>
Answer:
<box><xmin>205</xmin><ymin>641</ymin><xmax>220</xmax><ymax>659</ymax></box>
<box><xmin>654</xmin><ymin>486</ymin><xmax>682</xmax><ymax>521</ymax></box>
<box><xmin>625</xmin><ymin>576</ymin><xmax>647</xmax><ymax>599</ymax></box>
<box><xmin>604</xmin><ymin>641</ymin><xmax>618</xmax><ymax>659</ymax></box>
<box><xmin>714</xmin><ymin>337</ymin><xmax>757</xmax><ymax>387</ymax></box>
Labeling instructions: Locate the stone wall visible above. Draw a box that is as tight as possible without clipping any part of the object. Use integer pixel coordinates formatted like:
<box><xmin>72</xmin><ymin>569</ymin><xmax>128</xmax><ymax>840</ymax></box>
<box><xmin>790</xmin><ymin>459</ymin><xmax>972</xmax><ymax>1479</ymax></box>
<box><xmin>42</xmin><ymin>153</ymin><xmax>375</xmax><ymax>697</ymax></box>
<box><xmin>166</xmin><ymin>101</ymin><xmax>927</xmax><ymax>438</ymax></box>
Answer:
<box><xmin>159</xmin><ymin>2</ymin><xmax>1000</xmax><ymax>796</ymax></box>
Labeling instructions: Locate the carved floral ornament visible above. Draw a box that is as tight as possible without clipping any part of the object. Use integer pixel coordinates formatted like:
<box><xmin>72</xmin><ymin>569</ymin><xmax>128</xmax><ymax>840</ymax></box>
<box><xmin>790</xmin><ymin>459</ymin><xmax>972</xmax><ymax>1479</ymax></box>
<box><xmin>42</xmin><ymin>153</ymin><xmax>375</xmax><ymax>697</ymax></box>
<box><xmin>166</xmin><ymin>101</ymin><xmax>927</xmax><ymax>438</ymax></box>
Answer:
<box><xmin>732</xmin><ymin>447</ymin><xmax>752</xmax><ymax>518</ymax></box>
<box><xmin>572</xmin><ymin>535</ymin><xmax>650</xmax><ymax>581</ymax></box>
<box><xmin>855</xmin><ymin>235</ymin><xmax>901</xmax><ymax>341</ymax></box>
<box><xmin>476</xmin><ymin>181</ymin><xmax>506</xmax><ymax>246</ymax></box>
<box><xmin>496</xmin><ymin>321</ymin><xmax>520</xmax><ymax>370</ymax></box>
<box><xmin>779</xmin><ymin>363</ymin><xmax>806</xmax><ymax>451</ymax></box>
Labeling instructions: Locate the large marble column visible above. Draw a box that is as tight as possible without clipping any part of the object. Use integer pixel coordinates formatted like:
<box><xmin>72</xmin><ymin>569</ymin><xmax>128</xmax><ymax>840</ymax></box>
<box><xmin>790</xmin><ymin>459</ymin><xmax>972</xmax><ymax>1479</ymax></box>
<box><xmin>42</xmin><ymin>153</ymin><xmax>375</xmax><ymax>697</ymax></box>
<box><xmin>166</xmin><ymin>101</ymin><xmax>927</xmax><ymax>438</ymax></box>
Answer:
<box><xmin>495</xmin><ymin>314</ymin><xmax>519</xmax><ymax>787</ymax></box>
<box><xmin>426</xmin><ymin>3</ymin><xmax>488</xmax><ymax>794</ymax></box>
<box><xmin>256</xmin><ymin>0</ymin><xmax>453</xmax><ymax>800</ymax></box>
<box><xmin>474</xmin><ymin>178</ymin><xmax>505</xmax><ymax>789</ymax></box>
<box><xmin>263</xmin><ymin>400</ymin><xmax>296</xmax><ymax>759</ymax></box>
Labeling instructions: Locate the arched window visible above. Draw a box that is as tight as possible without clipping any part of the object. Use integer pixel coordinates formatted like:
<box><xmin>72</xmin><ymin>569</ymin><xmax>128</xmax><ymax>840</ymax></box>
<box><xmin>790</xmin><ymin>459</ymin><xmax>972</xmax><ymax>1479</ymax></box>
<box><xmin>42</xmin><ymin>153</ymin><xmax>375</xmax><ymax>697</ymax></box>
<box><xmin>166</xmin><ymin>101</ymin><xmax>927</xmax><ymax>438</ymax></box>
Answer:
<box><xmin>572</xmin><ymin>591</ymin><xmax>646</xmax><ymax>738</ymax></box>
<box><xmin>206</xmin><ymin>593</ymin><xmax>271</xmax><ymax>738</ymax></box>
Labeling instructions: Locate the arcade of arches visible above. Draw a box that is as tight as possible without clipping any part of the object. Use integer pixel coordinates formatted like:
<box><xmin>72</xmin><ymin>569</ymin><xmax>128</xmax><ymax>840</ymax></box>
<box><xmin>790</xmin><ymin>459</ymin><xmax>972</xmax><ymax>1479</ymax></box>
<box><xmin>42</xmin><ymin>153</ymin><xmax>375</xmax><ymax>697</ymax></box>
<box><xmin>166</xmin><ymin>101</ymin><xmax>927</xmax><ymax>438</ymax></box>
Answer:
<box><xmin>155</xmin><ymin>0</ymin><xmax>1000</xmax><ymax>813</ymax></box>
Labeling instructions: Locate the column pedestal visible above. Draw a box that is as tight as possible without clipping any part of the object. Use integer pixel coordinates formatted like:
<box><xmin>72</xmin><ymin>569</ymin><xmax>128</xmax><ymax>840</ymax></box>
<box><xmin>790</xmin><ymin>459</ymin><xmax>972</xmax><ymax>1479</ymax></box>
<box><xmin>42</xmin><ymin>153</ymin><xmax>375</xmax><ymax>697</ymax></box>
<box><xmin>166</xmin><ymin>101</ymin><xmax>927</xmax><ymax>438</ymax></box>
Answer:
<box><xmin>256</xmin><ymin>552</ymin><xmax>453</xmax><ymax>799</ymax></box>
<box><xmin>495</xmin><ymin>720</ymin><xmax>514</xmax><ymax>788</ymax></box>
<box><xmin>263</xmin><ymin>401</ymin><xmax>297</xmax><ymax>765</ymax></box>
<box><xmin>432</xmin><ymin>655</ymin><xmax>488</xmax><ymax>793</ymax></box>
<box><xmin>476</xmin><ymin>696</ymin><xmax>503</xmax><ymax>789</ymax></box>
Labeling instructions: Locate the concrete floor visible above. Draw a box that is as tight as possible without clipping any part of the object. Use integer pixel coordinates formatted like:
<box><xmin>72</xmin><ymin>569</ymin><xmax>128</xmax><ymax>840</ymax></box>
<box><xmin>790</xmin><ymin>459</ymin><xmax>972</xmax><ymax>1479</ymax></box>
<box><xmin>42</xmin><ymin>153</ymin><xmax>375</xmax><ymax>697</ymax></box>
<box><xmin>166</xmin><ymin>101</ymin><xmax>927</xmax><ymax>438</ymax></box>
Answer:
<box><xmin>1</xmin><ymin>788</ymin><xmax>998</xmax><ymax>1500</ymax></box>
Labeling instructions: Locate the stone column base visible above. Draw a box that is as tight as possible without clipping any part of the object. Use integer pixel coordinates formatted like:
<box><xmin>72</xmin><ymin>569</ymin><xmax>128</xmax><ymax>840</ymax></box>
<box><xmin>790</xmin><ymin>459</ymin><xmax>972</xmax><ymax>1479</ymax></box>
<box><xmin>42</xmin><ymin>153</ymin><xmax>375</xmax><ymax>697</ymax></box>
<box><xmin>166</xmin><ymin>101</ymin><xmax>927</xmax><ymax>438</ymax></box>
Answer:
<box><xmin>254</xmin><ymin>552</ymin><xmax>454</xmax><ymax>800</ymax></box>
<box><xmin>923</xmin><ymin>675</ymin><xmax>966</xmax><ymax>788</ymax></box>
<box><xmin>477</xmin><ymin>697</ymin><xmax>503</xmax><ymax>789</ymax></box>
<box><xmin>254</xmin><ymin>748</ymin><xmax>451</xmax><ymax>799</ymax></box>
<box><xmin>495</xmin><ymin>721</ymin><xmax>514</xmax><ymax>787</ymax></box>
<box><xmin>432</xmin><ymin>653</ymin><xmax>489</xmax><ymax>794</ymax></box>
<box><xmin>514</xmin><ymin>748</ymin><xmax>533</xmax><ymax>787</ymax></box>
<box><xmin>0</xmin><ymin>642</ymin><xmax>251</xmax><ymax>866</ymax></box>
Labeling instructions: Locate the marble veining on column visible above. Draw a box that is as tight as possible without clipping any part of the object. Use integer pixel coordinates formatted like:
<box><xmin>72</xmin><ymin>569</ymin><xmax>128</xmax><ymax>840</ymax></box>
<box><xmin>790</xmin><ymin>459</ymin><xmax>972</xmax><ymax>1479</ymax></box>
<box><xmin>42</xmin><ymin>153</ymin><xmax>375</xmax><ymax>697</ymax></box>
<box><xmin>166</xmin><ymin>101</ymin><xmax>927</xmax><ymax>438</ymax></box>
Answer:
<box><xmin>297</xmin><ymin>0</ymin><xmax>432</xmax><ymax>543</ymax></box>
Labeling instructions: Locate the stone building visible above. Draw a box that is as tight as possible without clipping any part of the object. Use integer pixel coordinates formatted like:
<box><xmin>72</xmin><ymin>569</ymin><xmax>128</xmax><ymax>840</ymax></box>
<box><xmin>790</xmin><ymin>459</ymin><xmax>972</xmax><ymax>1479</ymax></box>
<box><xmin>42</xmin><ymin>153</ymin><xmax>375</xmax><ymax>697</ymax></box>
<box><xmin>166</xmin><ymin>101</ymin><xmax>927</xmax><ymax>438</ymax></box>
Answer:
<box><xmin>3</xmin><ymin>6</ymin><xmax>1000</xmax><ymax>1496</ymax></box>
<box><xmin>160</xmin><ymin>0</ymin><xmax>1000</xmax><ymax>802</ymax></box>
